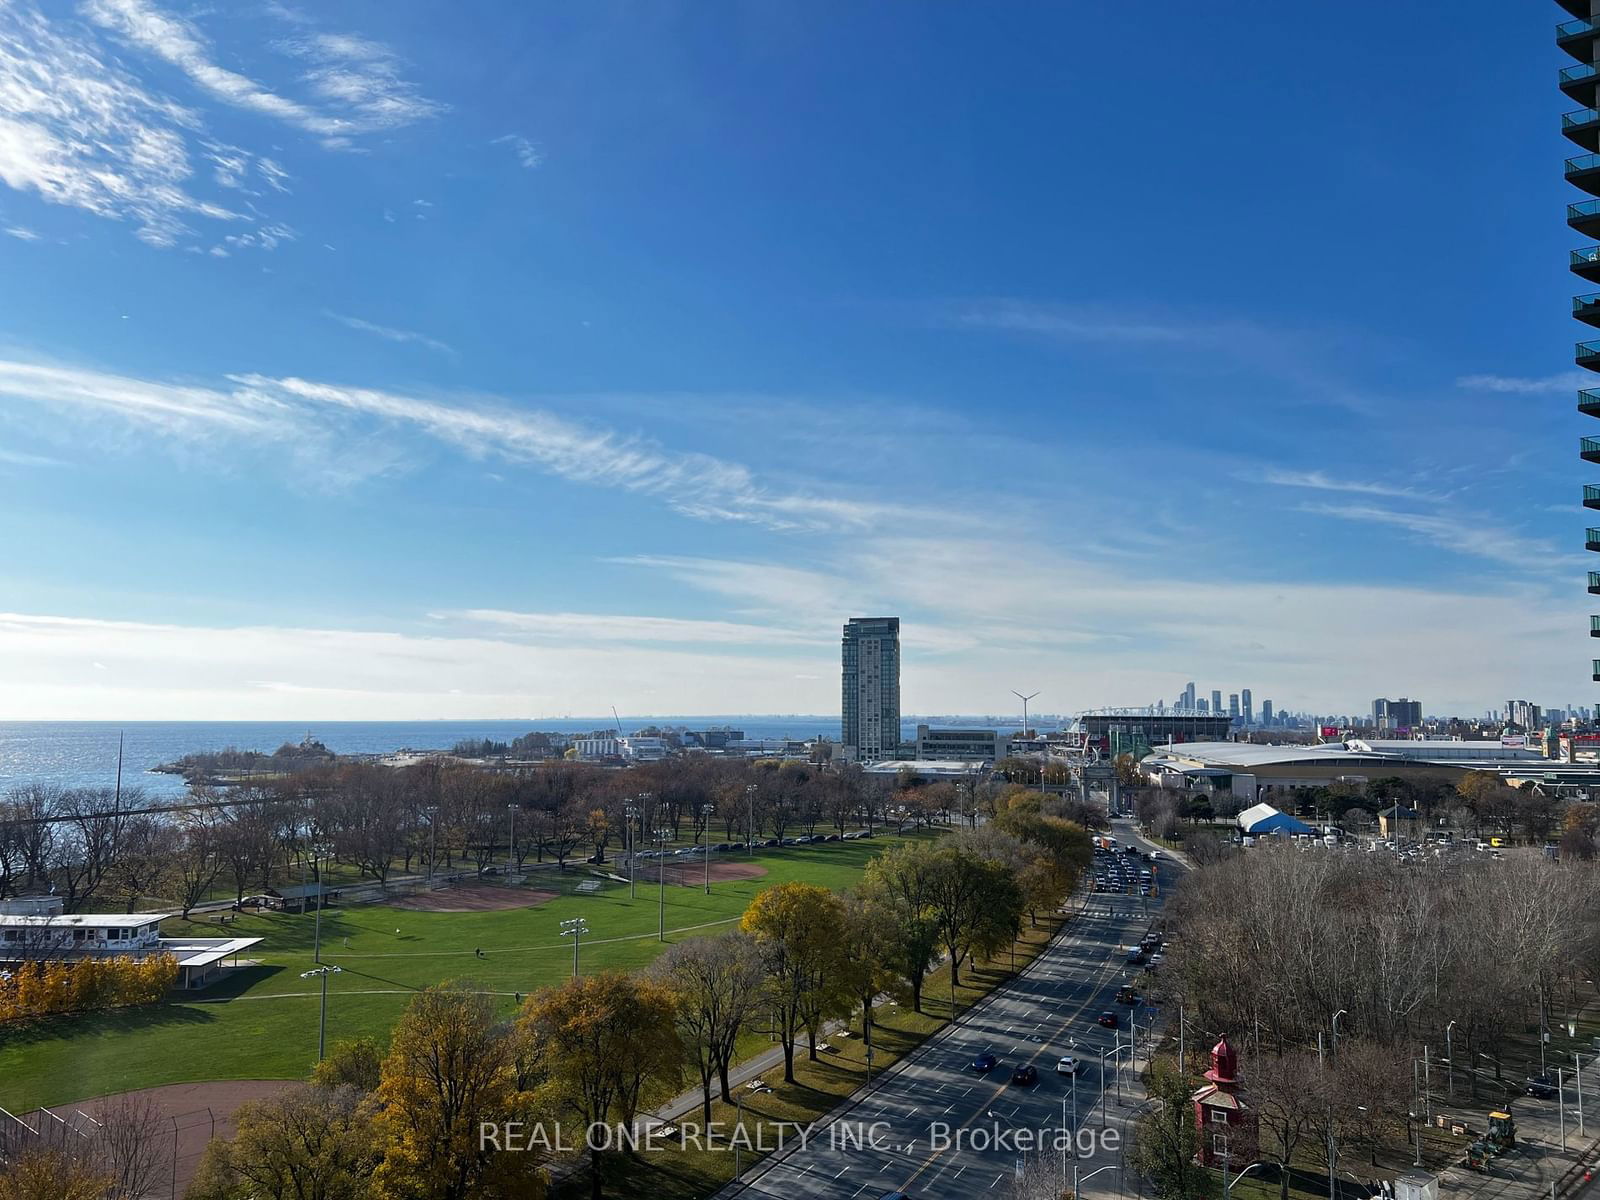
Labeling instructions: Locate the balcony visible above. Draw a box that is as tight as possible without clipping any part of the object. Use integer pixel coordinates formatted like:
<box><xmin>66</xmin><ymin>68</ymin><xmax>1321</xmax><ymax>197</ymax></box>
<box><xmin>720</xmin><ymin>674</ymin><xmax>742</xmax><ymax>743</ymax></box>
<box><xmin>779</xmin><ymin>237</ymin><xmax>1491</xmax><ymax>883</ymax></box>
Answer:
<box><xmin>1562</xmin><ymin>63</ymin><xmax>1600</xmax><ymax>107</ymax></box>
<box><xmin>1579</xmin><ymin>295</ymin><xmax>1600</xmax><ymax>329</ymax></box>
<box><xmin>1570</xmin><ymin>154</ymin><xmax>1600</xmax><ymax>197</ymax></box>
<box><xmin>1588</xmin><ymin>527</ymin><xmax>1600</xmax><ymax>551</ymax></box>
<box><xmin>1559</xmin><ymin>16</ymin><xmax>1600</xmax><ymax>63</ymax></box>
<box><xmin>1592</xmin><ymin>615</ymin><xmax>1600</xmax><ymax>637</ymax></box>
<box><xmin>1574</xmin><ymin>246</ymin><xmax>1600</xmax><ymax>283</ymax></box>
<box><xmin>1591</xmin><ymin>571</ymin><xmax>1600</xmax><ymax>594</ymax></box>
<box><xmin>1584</xmin><ymin>436</ymin><xmax>1600</xmax><ymax>462</ymax></box>
<box><xmin>1579</xmin><ymin>340</ymin><xmax>1600</xmax><ymax>370</ymax></box>
<box><xmin>1593</xmin><ymin>657</ymin><xmax>1600</xmax><ymax>682</ymax></box>
<box><xmin>1585</xmin><ymin>389</ymin><xmax>1600</xmax><ymax>417</ymax></box>
<box><xmin>1567</xmin><ymin>108</ymin><xmax>1600</xmax><ymax>153</ymax></box>
<box><xmin>1571</xmin><ymin>200</ymin><xmax>1600</xmax><ymax>238</ymax></box>
<box><xmin>1588</xmin><ymin>485</ymin><xmax>1600</xmax><ymax>510</ymax></box>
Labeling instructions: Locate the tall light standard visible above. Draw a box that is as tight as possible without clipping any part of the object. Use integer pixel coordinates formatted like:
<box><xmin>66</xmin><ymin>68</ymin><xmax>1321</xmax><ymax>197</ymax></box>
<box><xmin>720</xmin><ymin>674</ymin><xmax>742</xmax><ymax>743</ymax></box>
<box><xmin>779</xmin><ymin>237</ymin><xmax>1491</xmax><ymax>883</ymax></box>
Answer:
<box><xmin>700</xmin><ymin>803</ymin><xmax>715</xmax><ymax>894</ymax></box>
<box><xmin>1331</xmin><ymin>1008</ymin><xmax>1347</xmax><ymax>1055</ymax></box>
<box><xmin>655</xmin><ymin>828</ymin><xmax>671</xmax><ymax>942</ymax></box>
<box><xmin>733</xmin><ymin>1086</ymin><xmax>771</xmax><ymax>1181</ymax></box>
<box><xmin>744</xmin><ymin>784</ymin><xmax>757</xmax><ymax>853</ymax></box>
<box><xmin>506</xmin><ymin>804</ymin><xmax>518</xmax><ymax>871</ymax></box>
<box><xmin>560</xmin><ymin>917</ymin><xmax>588</xmax><ymax>978</ymax></box>
<box><xmin>423</xmin><ymin>806</ymin><xmax>439</xmax><ymax>884</ymax></box>
<box><xmin>300</xmin><ymin>964</ymin><xmax>342</xmax><ymax>1060</ymax></box>
<box><xmin>311</xmin><ymin>842</ymin><xmax>332</xmax><ymax>964</ymax></box>
<box><xmin>624</xmin><ymin>801</ymin><xmax>640</xmax><ymax>898</ymax></box>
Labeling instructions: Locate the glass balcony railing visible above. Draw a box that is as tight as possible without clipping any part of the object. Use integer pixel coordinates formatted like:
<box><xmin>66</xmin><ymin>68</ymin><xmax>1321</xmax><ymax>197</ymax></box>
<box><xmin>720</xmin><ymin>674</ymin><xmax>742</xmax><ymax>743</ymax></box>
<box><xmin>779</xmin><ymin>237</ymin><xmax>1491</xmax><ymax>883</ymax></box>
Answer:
<box><xmin>1577</xmin><ymin>293</ymin><xmax>1600</xmax><ymax>315</ymax></box>
<box><xmin>1566</xmin><ymin>108</ymin><xmax>1600</xmax><ymax>131</ymax></box>
<box><xmin>1592</xmin><ymin>657</ymin><xmax>1600</xmax><ymax>679</ymax></box>
<box><xmin>1564</xmin><ymin>63</ymin><xmax>1600</xmax><ymax>87</ymax></box>
<box><xmin>1572</xmin><ymin>247</ymin><xmax>1600</xmax><ymax>273</ymax></box>
<box><xmin>1569</xmin><ymin>200</ymin><xmax>1600</xmax><ymax>228</ymax></box>
<box><xmin>1591</xmin><ymin>615</ymin><xmax>1600</xmax><ymax>634</ymax></box>
<box><xmin>1583</xmin><ymin>436</ymin><xmax>1600</xmax><ymax>457</ymax></box>
<box><xmin>1578</xmin><ymin>340</ymin><xmax>1600</xmax><ymax>363</ymax></box>
<box><xmin>1560</xmin><ymin>16</ymin><xmax>1600</xmax><ymax>39</ymax></box>
<box><xmin>1569</xmin><ymin>154</ymin><xmax>1600</xmax><ymax>175</ymax></box>
<box><xmin>1590</xmin><ymin>570</ymin><xmax>1600</xmax><ymax>592</ymax></box>
<box><xmin>1587</xmin><ymin>527</ymin><xmax>1600</xmax><ymax>543</ymax></box>
<box><xmin>1584</xmin><ymin>389</ymin><xmax>1600</xmax><ymax>415</ymax></box>
<box><xmin>1587</xmin><ymin>485</ymin><xmax>1600</xmax><ymax>506</ymax></box>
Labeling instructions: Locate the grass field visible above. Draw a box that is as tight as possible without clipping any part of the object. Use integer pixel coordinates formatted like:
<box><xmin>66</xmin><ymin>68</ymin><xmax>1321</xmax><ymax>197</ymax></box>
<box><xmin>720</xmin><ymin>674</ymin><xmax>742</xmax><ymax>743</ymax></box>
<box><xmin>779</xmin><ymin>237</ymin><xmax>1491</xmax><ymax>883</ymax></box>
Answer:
<box><xmin>0</xmin><ymin>838</ymin><xmax>917</xmax><ymax>1113</ymax></box>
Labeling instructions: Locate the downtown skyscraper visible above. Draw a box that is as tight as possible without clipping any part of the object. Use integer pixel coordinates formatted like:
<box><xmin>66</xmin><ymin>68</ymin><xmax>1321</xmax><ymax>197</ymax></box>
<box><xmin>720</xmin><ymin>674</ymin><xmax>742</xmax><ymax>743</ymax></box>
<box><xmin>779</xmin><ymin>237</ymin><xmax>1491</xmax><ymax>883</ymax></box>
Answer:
<box><xmin>841</xmin><ymin>617</ymin><xmax>901</xmax><ymax>762</ymax></box>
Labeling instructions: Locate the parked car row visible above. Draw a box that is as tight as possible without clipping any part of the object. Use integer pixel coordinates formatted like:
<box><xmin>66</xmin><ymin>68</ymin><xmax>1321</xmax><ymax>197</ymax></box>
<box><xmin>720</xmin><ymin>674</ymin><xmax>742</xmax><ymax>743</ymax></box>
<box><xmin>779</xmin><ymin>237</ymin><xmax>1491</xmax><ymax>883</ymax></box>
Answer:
<box><xmin>630</xmin><ymin>830</ymin><xmax>876</xmax><ymax>860</ymax></box>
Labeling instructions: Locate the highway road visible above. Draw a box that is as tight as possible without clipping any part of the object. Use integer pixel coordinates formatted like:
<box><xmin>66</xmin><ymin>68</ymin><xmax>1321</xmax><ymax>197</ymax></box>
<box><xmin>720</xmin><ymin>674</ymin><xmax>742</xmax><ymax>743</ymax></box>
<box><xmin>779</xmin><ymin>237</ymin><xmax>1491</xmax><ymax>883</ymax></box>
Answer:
<box><xmin>719</xmin><ymin>819</ymin><xmax>1181</xmax><ymax>1200</ymax></box>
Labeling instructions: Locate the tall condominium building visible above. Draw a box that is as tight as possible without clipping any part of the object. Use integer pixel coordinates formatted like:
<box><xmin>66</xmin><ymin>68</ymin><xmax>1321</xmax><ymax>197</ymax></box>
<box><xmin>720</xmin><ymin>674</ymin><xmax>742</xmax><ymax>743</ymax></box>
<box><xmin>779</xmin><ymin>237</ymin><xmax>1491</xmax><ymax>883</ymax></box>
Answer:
<box><xmin>1261</xmin><ymin>700</ymin><xmax>1274</xmax><ymax>726</ymax></box>
<box><xmin>1227</xmin><ymin>694</ymin><xmax>1240</xmax><ymax>719</ymax></box>
<box><xmin>841</xmin><ymin>617</ymin><xmax>900</xmax><ymax>762</ymax></box>
<box><xmin>1372</xmin><ymin>697</ymin><xmax>1423</xmax><ymax>730</ymax></box>
<box><xmin>1211</xmin><ymin>689</ymin><xmax>1223</xmax><ymax>716</ymax></box>
<box><xmin>1562</xmin><ymin>5</ymin><xmax>1600</xmax><ymax>684</ymax></box>
<box><xmin>1506</xmin><ymin>698</ymin><xmax>1543</xmax><ymax>729</ymax></box>
<box><xmin>1183</xmin><ymin>681</ymin><xmax>1197</xmax><ymax>709</ymax></box>
<box><xmin>1241</xmin><ymin>688</ymin><xmax>1253</xmax><ymax>724</ymax></box>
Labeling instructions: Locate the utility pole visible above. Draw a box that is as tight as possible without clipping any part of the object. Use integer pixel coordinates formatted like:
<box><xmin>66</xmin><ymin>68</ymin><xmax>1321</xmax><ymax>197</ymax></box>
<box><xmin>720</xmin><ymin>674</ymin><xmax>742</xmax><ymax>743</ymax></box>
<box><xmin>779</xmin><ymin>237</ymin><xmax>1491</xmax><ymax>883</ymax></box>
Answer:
<box><xmin>1446</xmin><ymin>1020</ymin><xmax>1457</xmax><ymax>1100</ymax></box>
<box><xmin>745</xmin><ymin>784</ymin><xmax>757</xmax><ymax>853</ymax></box>
<box><xmin>625</xmin><ymin>801</ymin><xmax>640</xmax><ymax>899</ymax></box>
<box><xmin>312</xmin><ymin>843</ymin><xmax>328</xmax><ymax>964</ymax></box>
<box><xmin>506</xmin><ymin>803</ymin><xmax>517</xmax><ymax>870</ymax></box>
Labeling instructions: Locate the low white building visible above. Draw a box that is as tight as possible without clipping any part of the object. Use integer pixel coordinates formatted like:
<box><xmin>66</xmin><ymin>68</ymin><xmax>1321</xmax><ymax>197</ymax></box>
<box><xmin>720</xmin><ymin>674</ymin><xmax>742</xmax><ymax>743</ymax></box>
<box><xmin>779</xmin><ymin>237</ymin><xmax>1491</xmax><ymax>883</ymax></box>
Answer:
<box><xmin>0</xmin><ymin>911</ymin><xmax>261</xmax><ymax>990</ymax></box>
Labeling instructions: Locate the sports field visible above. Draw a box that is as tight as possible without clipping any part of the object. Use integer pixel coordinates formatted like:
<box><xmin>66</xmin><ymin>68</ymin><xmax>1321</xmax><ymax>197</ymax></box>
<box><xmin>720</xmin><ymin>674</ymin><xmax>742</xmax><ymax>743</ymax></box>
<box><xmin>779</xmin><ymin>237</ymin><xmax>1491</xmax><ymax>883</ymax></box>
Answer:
<box><xmin>0</xmin><ymin>838</ymin><xmax>910</xmax><ymax>1113</ymax></box>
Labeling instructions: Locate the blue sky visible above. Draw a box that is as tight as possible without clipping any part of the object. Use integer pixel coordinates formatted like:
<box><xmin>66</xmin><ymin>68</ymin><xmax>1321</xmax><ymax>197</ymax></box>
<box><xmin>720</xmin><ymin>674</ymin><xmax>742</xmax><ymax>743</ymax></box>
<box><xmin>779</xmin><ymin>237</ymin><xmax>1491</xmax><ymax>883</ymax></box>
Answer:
<box><xmin>0</xmin><ymin>0</ymin><xmax>1586</xmax><ymax>720</ymax></box>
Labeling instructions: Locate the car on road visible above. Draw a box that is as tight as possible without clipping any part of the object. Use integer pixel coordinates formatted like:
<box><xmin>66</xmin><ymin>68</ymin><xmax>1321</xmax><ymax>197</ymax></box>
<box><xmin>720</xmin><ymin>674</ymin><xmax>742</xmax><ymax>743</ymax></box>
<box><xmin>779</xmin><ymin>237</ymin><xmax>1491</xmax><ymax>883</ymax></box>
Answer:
<box><xmin>1116</xmin><ymin>986</ymin><xmax>1138</xmax><ymax>1005</ymax></box>
<box><xmin>1149</xmin><ymin>953</ymin><xmax>1165</xmax><ymax>969</ymax></box>
<box><xmin>1011</xmin><ymin>1065</ymin><xmax>1038</xmax><ymax>1086</ymax></box>
<box><xmin>972</xmin><ymin>1052</ymin><xmax>997</xmax><ymax>1073</ymax></box>
<box><xmin>1056</xmin><ymin>1055</ymin><xmax>1083</xmax><ymax>1075</ymax></box>
<box><xmin>1097</xmin><ymin>1011</ymin><xmax>1119</xmax><ymax>1028</ymax></box>
<box><xmin>1526</xmin><ymin>1075</ymin><xmax>1559</xmax><ymax>1099</ymax></box>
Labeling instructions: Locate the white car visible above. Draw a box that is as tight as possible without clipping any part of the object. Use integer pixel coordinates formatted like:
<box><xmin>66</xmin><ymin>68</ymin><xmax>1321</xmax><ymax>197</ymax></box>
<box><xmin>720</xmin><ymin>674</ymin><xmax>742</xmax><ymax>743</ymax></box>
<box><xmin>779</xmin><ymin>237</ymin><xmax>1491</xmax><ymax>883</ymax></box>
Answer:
<box><xmin>1056</xmin><ymin>1055</ymin><xmax>1082</xmax><ymax>1075</ymax></box>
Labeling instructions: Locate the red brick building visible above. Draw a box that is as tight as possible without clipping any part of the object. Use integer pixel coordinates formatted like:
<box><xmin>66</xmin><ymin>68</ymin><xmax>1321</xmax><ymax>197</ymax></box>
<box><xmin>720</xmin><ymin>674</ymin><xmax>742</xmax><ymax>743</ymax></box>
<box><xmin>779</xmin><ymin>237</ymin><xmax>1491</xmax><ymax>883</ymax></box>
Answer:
<box><xmin>1191</xmin><ymin>1035</ymin><xmax>1256</xmax><ymax>1167</ymax></box>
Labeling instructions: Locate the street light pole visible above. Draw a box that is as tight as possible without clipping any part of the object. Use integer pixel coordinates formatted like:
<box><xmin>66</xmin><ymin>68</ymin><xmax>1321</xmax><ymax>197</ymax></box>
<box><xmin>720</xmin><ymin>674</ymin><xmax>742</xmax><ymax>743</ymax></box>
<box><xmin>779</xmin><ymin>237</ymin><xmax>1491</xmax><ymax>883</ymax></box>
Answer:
<box><xmin>312</xmin><ymin>843</ymin><xmax>328</xmax><ymax>964</ymax></box>
<box><xmin>1073</xmin><ymin>1162</ymin><xmax>1116</xmax><ymax>1200</ymax></box>
<box><xmin>507</xmin><ymin>804</ymin><xmax>517</xmax><ymax>871</ymax></box>
<box><xmin>560</xmin><ymin>918</ymin><xmax>588</xmax><ymax>978</ymax></box>
<box><xmin>701</xmin><ymin>803</ymin><xmax>714</xmax><ymax>894</ymax></box>
<box><xmin>299</xmin><ymin>964</ymin><xmax>342</xmax><ymax>1060</ymax></box>
<box><xmin>625</xmin><ymin>803</ymin><xmax>639</xmax><ymax>899</ymax></box>
<box><xmin>656</xmin><ymin>829</ymin><xmax>670</xmax><ymax>942</ymax></box>
<box><xmin>1446</xmin><ymin>1020</ymin><xmax>1457</xmax><ymax>1100</ymax></box>
<box><xmin>745</xmin><ymin>784</ymin><xmax>757</xmax><ymax>853</ymax></box>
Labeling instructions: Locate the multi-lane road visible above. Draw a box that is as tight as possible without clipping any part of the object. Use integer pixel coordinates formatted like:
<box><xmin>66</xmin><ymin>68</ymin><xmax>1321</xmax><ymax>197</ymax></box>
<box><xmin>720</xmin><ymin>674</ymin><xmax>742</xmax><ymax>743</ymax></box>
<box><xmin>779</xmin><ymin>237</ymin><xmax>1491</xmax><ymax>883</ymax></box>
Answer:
<box><xmin>719</xmin><ymin>820</ymin><xmax>1181</xmax><ymax>1200</ymax></box>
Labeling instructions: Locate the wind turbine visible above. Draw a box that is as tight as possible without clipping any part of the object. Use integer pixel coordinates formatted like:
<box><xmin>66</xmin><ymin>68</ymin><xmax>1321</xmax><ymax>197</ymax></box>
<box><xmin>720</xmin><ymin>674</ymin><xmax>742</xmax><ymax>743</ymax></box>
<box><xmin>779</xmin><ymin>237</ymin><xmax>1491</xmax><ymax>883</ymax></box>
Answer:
<box><xmin>1012</xmin><ymin>690</ymin><xmax>1040</xmax><ymax>739</ymax></box>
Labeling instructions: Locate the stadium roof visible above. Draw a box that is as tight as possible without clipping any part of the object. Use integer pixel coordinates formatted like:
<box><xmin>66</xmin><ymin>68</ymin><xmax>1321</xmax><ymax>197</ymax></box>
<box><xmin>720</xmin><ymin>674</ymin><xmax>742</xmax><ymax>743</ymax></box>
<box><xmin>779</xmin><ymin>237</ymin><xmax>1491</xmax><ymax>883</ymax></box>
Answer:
<box><xmin>1143</xmin><ymin>740</ymin><xmax>1546</xmax><ymax>771</ymax></box>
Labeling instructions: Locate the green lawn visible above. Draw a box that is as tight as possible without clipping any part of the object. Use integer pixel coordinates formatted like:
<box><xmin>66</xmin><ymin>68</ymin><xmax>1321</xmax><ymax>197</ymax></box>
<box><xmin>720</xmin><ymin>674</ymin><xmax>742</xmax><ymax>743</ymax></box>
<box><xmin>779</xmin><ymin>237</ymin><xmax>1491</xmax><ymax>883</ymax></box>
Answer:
<box><xmin>0</xmin><ymin>839</ymin><xmax>913</xmax><ymax>1112</ymax></box>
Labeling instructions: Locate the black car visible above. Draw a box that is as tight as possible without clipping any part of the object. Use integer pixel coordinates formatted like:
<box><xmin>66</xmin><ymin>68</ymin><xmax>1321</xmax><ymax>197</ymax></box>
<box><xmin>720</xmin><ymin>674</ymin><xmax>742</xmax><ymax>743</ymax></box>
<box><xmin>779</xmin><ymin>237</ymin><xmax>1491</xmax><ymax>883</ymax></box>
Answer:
<box><xmin>972</xmin><ymin>1052</ymin><xmax>997</xmax><ymax>1073</ymax></box>
<box><xmin>1011</xmin><ymin>1065</ymin><xmax>1038</xmax><ymax>1086</ymax></box>
<box><xmin>1527</xmin><ymin>1074</ymin><xmax>1559</xmax><ymax>1099</ymax></box>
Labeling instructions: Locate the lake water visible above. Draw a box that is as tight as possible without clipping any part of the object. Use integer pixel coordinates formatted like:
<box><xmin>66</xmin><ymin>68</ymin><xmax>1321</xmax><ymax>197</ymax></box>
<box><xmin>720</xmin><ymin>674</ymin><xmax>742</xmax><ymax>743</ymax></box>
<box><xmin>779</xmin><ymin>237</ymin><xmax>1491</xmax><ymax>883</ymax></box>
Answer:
<box><xmin>0</xmin><ymin>716</ymin><xmax>1050</xmax><ymax>797</ymax></box>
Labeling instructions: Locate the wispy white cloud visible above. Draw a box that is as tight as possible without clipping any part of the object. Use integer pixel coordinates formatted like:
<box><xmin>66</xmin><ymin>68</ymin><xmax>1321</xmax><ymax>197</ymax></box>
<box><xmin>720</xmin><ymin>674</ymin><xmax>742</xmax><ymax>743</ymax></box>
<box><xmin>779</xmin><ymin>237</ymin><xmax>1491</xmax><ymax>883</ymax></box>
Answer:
<box><xmin>1246</xmin><ymin>467</ymin><xmax>1441</xmax><ymax>501</ymax></box>
<box><xmin>1296</xmin><ymin>501</ymin><xmax>1567</xmax><ymax>573</ymax></box>
<box><xmin>0</xmin><ymin>446</ymin><xmax>64</xmax><ymax>467</ymax></box>
<box><xmin>1456</xmin><ymin>372</ymin><xmax>1589</xmax><ymax>394</ymax></box>
<box><xmin>950</xmin><ymin>301</ymin><xmax>1196</xmax><ymax>344</ymax></box>
<box><xmin>0</xmin><ymin>357</ymin><xmax>942</xmax><ymax>531</ymax></box>
<box><xmin>493</xmin><ymin>134</ymin><xmax>543</xmax><ymax>170</ymax></box>
<box><xmin>325</xmin><ymin>311</ymin><xmax>456</xmax><ymax>358</ymax></box>
<box><xmin>83</xmin><ymin>0</ymin><xmax>441</xmax><ymax>149</ymax></box>
<box><xmin>3</xmin><ymin>225</ymin><xmax>39</xmax><ymax>240</ymax></box>
<box><xmin>441</xmin><ymin>609</ymin><xmax>828</xmax><ymax>647</ymax></box>
<box><xmin>0</xmin><ymin>3</ymin><xmax>246</xmax><ymax>247</ymax></box>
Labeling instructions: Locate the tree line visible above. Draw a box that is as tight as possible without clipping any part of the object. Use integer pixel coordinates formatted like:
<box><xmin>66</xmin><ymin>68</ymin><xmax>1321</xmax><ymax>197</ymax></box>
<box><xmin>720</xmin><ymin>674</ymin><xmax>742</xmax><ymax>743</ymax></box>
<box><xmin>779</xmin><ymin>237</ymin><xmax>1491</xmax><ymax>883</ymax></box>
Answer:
<box><xmin>1146</xmin><ymin>841</ymin><xmax>1600</xmax><ymax>1197</ymax></box>
<box><xmin>5</xmin><ymin>791</ymin><xmax>1092</xmax><ymax>1200</ymax></box>
<box><xmin>0</xmin><ymin>758</ymin><xmax>1087</xmax><ymax>917</ymax></box>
